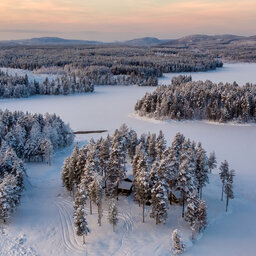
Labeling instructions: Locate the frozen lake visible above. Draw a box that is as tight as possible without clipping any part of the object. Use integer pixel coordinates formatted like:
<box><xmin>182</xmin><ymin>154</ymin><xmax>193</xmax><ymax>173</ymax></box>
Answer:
<box><xmin>1</xmin><ymin>63</ymin><xmax>256</xmax><ymax>256</ymax></box>
<box><xmin>159</xmin><ymin>63</ymin><xmax>256</xmax><ymax>86</ymax></box>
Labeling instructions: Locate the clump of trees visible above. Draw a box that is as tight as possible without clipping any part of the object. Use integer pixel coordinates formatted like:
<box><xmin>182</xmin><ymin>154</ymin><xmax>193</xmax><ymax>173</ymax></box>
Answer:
<box><xmin>0</xmin><ymin>147</ymin><xmax>26</xmax><ymax>223</ymax></box>
<box><xmin>135</xmin><ymin>77</ymin><xmax>256</xmax><ymax>123</ymax></box>
<box><xmin>62</xmin><ymin>124</ymin><xmax>222</xmax><ymax>243</ymax></box>
<box><xmin>0</xmin><ymin>109</ymin><xmax>74</xmax><ymax>163</ymax></box>
<box><xmin>0</xmin><ymin>109</ymin><xmax>74</xmax><ymax>223</ymax></box>
<box><xmin>0</xmin><ymin>70</ymin><xmax>94</xmax><ymax>98</ymax></box>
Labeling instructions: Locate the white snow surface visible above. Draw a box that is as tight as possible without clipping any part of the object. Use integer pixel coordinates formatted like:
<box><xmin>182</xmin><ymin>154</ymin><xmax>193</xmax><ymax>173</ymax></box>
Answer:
<box><xmin>0</xmin><ymin>63</ymin><xmax>256</xmax><ymax>255</ymax></box>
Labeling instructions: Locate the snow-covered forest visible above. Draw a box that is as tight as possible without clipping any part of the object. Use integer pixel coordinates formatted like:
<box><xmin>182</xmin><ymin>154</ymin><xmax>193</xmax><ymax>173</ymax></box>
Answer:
<box><xmin>0</xmin><ymin>109</ymin><xmax>74</xmax><ymax>223</ymax></box>
<box><xmin>0</xmin><ymin>70</ymin><xmax>94</xmax><ymax>98</ymax></box>
<box><xmin>0</xmin><ymin>109</ymin><xmax>74</xmax><ymax>162</ymax></box>
<box><xmin>61</xmin><ymin>124</ymin><xmax>234</xmax><ymax>246</ymax></box>
<box><xmin>135</xmin><ymin>76</ymin><xmax>256</xmax><ymax>122</ymax></box>
<box><xmin>0</xmin><ymin>45</ymin><xmax>223</xmax><ymax>98</ymax></box>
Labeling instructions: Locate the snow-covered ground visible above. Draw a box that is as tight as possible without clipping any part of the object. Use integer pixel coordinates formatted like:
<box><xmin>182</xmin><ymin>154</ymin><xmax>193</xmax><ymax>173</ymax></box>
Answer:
<box><xmin>0</xmin><ymin>64</ymin><xmax>256</xmax><ymax>255</ymax></box>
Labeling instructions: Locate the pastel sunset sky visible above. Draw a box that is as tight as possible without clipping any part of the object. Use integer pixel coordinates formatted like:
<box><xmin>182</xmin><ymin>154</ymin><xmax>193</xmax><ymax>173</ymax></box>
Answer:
<box><xmin>0</xmin><ymin>0</ymin><xmax>255</xmax><ymax>41</ymax></box>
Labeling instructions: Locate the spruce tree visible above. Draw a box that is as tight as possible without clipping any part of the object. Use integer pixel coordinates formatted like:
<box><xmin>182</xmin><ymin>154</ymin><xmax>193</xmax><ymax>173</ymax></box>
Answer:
<box><xmin>136</xmin><ymin>151</ymin><xmax>150</xmax><ymax>222</ymax></box>
<box><xmin>155</xmin><ymin>130</ymin><xmax>166</xmax><ymax>159</ymax></box>
<box><xmin>195</xmin><ymin>142</ymin><xmax>209</xmax><ymax>199</ymax></box>
<box><xmin>177</xmin><ymin>141</ymin><xmax>196</xmax><ymax>217</ymax></box>
<box><xmin>151</xmin><ymin>176</ymin><xmax>168</xmax><ymax>224</ymax></box>
<box><xmin>198</xmin><ymin>200</ymin><xmax>207</xmax><ymax>233</ymax></box>
<box><xmin>171</xmin><ymin>229</ymin><xmax>185</xmax><ymax>255</ymax></box>
<box><xmin>88</xmin><ymin>175</ymin><xmax>104</xmax><ymax>226</ymax></box>
<box><xmin>208</xmin><ymin>151</ymin><xmax>217</xmax><ymax>173</ymax></box>
<box><xmin>147</xmin><ymin>133</ymin><xmax>157</xmax><ymax>165</ymax></box>
<box><xmin>224</xmin><ymin>169</ymin><xmax>235</xmax><ymax>212</ymax></box>
<box><xmin>185</xmin><ymin>193</ymin><xmax>200</xmax><ymax>239</ymax></box>
<box><xmin>108</xmin><ymin>200</ymin><xmax>118</xmax><ymax>232</ymax></box>
<box><xmin>73</xmin><ymin>184</ymin><xmax>90</xmax><ymax>244</ymax></box>
<box><xmin>219</xmin><ymin>160</ymin><xmax>229</xmax><ymax>201</ymax></box>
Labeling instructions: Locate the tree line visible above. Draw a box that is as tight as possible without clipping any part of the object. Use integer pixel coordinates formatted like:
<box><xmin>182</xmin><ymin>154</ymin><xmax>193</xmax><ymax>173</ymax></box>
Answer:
<box><xmin>62</xmin><ymin>124</ymin><xmax>234</xmax><ymax>245</ymax></box>
<box><xmin>135</xmin><ymin>76</ymin><xmax>256</xmax><ymax>122</ymax></box>
<box><xmin>0</xmin><ymin>70</ymin><xmax>94</xmax><ymax>98</ymax></box>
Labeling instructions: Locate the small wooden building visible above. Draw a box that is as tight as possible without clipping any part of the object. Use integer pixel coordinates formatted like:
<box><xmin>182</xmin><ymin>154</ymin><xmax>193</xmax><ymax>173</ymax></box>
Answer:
<box><xmin>117</xmin><ymin>175</ymin><xmax>134</xmax><ymax>195</ymax></box>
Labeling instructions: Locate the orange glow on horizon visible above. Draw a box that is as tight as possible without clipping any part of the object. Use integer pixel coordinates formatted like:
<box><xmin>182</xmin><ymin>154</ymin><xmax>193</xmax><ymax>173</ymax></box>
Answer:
<box><xmin>0</xmin><ymin>0</ymin><xmax>255</xmax><ymax>41</ymax></box>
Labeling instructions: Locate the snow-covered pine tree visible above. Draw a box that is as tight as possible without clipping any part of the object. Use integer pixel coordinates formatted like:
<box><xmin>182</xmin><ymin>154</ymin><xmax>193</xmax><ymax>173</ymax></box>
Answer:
<box><xmin>151</xmin><ymin>176</ymin><xmax>168</xmax><ymax>224</ymax></box>
<box><xmin>147</xmin><ymin>133</ymin><xmax>156</xmax><ymax>165</ymax></box>
<box><xmin>73</xmin><ymin>183</ymin><xmax>90</xmax><ymax>244</ymax></box>
<box><xmin>39</xmin><ymin>138</ymin><xmax>53</xmax><ymax>165</ymax></box>
<box><xmin>107</xmin><ymin>130</ymin><xmax>126</xmax><ymax>199</ymax></box>
<box><xmin>155</xmin><ymin>130</ymin><xmax>166</xmax><ymax>159</ymax></box>
<box><xmin>185</xmin><ymin>192</ymin><xmax>200</xmax><ymax>239</ymax></box>
<box><xmin>98</xmin><ymin>137</ymin><xmax>110</xmax><ymax>187</ymax></box>
<box><xmin>75</xmin><ymin>145</ymin><xmax>87</xmax><ymax>185</ymax></box>
<box><xmin>171</xmin><ymin>229</ymin><xmax>185</xmax><ymax>255</ymax></box>
<box><xmin>158</xmin><ymin>153</ymin><xmax>173</xmax><ymax>193</ymax></box>
<box><xmin>224</xmin><ymin>169</ymin><xmax>235</xmax><ymax>212</ymax></box>
<box><xmin>119</xmin><ymin>123</ymin><xmax>129</xmax><ymax>150</ymax></box>
<box><xmin>177</xmin><ymin>140</ymin><xmax>196</xmax><ymax>218</ymax></box>
<box><xmin>132</xmin><ymin>142</ymin><xmax>144</xmax><ymax>177</ymax></box>
<box><xmin>185</xmin><ymin>193</ymin><xmax>207</xmax><ymax>238</ymax></box>
<box><xmin>88</xmin><ymin>175</ymin><xmax>104</xmax><ymax>226</ymax></box>
<box><xmin>219</xmin><ymin>160</ymin><xmax>229</xmax><ymax>201</ymax></box>
<box><xmin>81</xmin><ymin>158</ymin><xmax>95</xmax><ymax>214</ymax></box>
<box><xmin>127</xmin><ymin>128</ymin><xmax>138</xmax><ymax>159</ymax></box>
<box><xmin>132</xmin><ymin>142</ymin><xmax>145</xmax><ymax>203</ymax></box>
<box><xmin>68</xmin><ymin>144</ymin><xmax>80</xmax><ymax>195</ymax></box>
<box><xmin>94</xmin><ymin>139</ymin><xmax>103</xmax><ymax>175</ymax></box>
<box><xmin>0</xmin><ymin>172</ymin><xmax>22</xmax><ymax>223</ymax></box>
<box><xmin>195</xmin><ymin>142</ymin><xmax>209</xmax><ymax>199</ymax></box>
<box><xmin>74</xmin><ymin>206</ymin><xmax>90</xmax><ymax>244</ymax></box>
<box><xmin>198</xmin><ymin>200</ymin><xmax>207</xmax><ymax>233</ymax></box>
<box><xmin>62</xmin><ymin>157</ymin><xmax>72</xmax><ymax>191</ymax></box>
<box><xmin>168</xmin><ymin>133</ymin><xmax>185</xmax><ymax>189</ymax></box>
<box><xmin>136</xmin><ymin>150</ymin><xmax>150</xmax><ymax>222</ymax></box>
<box><xmin>108</xmin><ymin>200</ymin><xmax>118</xmax><ymax>232</ymax></box>
<box><xmin>208</xmin><ymin>151</ymin><xmax>217</xmax><ymax>173</ymax></box>
<box><xmin>0</xmin><ymin>177</ymin><xmax>12</xmax><ymax>223</ymax></box>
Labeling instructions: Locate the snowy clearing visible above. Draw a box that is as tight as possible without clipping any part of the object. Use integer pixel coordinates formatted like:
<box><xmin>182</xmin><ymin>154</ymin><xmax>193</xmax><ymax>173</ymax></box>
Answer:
<box><xmin>0</xmin><ymin>63</ymin><xmax>256</xmax><ymax>255</ymax></box>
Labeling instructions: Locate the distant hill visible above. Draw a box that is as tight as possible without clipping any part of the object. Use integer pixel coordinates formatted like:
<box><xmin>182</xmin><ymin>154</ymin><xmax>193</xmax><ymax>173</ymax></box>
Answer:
<box><xmin>160</xmin><ymin>34</ymin><xmax>255</xmax><ymax>47</ymax></box>
<box><xmin>122</xmin><ymin>37</ymin><xmax>169</xmax><ymax>46</ymax></box>
<box><xmin>0</xmin><ymin>37</ymin><xmax>102</xmax><ymax>46</ymax></box>
<box><xmin>0</xmin><ymin>35</ymin><xmax>255</xmax><ymax>47</ymax></box>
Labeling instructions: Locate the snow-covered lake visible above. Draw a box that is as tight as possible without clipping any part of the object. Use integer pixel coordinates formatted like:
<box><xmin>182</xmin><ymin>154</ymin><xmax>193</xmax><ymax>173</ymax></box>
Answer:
<box><xmin>1</xmin><ymin>63</ymin><xmax>256</xmax><ymax>256</ymax></box>
<box><xmin>159</xmin><ymin>63</ymin><xmax>256</xmax><ymax>86</ymax></box>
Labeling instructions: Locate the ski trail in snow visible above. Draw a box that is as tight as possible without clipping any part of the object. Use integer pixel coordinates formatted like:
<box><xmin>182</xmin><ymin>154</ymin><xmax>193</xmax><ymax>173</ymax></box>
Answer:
<box><xmin>55</xmin><ymin>199</ymin><xmax>86</xmax><ymax>255</ymax></box>
<box><xmin>112</xmin><ymin>203</ymin><xmax>137</xmax><ymax>256</ymax></box>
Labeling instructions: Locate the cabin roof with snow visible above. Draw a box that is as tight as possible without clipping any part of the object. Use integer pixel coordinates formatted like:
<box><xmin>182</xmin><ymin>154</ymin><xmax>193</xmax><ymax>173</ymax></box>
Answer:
<box><xmin>118</xmin><ymin>181</ymin><xmax>133</xmax><ymax>191</ymax></box>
